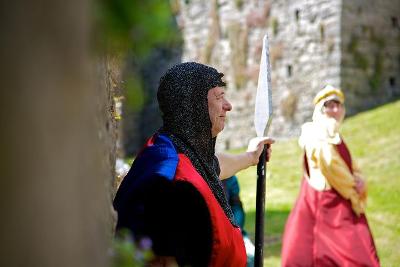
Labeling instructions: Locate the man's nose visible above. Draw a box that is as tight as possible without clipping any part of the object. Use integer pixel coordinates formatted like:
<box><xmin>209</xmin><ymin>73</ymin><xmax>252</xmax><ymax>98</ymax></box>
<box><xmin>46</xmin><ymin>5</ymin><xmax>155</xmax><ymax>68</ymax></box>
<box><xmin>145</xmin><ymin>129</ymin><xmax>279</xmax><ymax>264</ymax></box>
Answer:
<box><xmin>223</xmin><ymin>100</ymin><xmax>232</xmax><ymax>111</ymax></box>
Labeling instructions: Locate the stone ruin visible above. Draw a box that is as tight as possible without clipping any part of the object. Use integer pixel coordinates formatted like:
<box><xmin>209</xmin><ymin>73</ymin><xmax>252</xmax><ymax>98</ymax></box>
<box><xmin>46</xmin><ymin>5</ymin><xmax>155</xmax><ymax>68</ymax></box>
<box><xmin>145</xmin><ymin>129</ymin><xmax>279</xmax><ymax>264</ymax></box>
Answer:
<box><xmin>122</xmin><ymin>0</ymin><xmax>400</xmax><ymax>154</ymax></box>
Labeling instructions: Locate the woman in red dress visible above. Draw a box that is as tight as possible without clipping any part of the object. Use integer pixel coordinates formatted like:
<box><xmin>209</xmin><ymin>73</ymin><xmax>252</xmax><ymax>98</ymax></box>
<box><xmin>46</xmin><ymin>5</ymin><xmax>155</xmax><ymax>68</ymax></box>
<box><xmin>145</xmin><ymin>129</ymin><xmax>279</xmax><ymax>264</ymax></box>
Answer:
<box><xmin>281</xmin><ymin>85</ymin><xmax>380</xmax><ymax>266</ymax></box>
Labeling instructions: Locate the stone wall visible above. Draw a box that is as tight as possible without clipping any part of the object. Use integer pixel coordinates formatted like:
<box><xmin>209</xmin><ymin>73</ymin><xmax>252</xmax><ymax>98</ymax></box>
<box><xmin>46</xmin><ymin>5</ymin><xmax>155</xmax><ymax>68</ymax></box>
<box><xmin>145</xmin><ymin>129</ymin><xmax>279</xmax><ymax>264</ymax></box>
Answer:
<box><xmin>341</xmin><ymin>0</ymin><xmax>400</xmax><ymax>114</ymax></box>
<box><xmin>178</xmin><ymin>0</ymin><xmax>399</xmax><ymax>151</ymax></box>
<box><xmin>179</xmin><ymin>0</ymin><xmax>342</xmax><ymax>150</ymax></box>
<box><xmin>266</xmin><ymin>0</ymin><xmax>342</xmax><ymax>139</ymax></box>
<box><xmin>124</xmin><ymin>0</ymin><xmax>400</xmax><ymax>154</ymax></box>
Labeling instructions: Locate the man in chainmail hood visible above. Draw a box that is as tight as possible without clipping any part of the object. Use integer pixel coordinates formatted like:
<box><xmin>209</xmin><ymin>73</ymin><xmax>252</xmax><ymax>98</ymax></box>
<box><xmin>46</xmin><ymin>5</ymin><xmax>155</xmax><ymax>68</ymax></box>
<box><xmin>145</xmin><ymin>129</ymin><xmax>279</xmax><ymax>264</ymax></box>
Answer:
<box><xmin>158</xmin><ymin>62</ymin><xmax>236</xmax><ymax>226</ymax></box>
<box><xmin>114</xmin><ymin>62</ymin><xmax>273</xmax><ymax>267</ymax></box>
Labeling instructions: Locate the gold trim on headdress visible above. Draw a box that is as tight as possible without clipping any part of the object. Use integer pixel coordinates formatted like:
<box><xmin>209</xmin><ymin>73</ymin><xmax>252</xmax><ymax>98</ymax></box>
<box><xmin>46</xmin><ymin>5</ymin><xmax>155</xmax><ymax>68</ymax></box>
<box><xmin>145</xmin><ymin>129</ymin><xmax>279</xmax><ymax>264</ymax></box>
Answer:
<box><xmin>313</xmin><ymin>85</ymin><xmax>345</xmax><ymax>105</ymax></box>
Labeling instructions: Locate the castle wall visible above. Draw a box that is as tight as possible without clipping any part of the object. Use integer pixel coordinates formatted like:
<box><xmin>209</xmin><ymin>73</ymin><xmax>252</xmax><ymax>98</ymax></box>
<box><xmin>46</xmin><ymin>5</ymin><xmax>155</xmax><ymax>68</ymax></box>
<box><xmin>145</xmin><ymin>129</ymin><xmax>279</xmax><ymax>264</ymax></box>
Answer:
<box><xmin>341</xmin><ymin>0</ymin><xmax>400</xmax><ymax>114</ymax></box>
<box><xmin>123</xmin><ymin>0</ymin><xmax>400</xmax><ymax>153</ymax></box>
<box><xmin>179</xmin><ymin>0</ymin><xmax>342</xmax><ymax>150</ymax></box>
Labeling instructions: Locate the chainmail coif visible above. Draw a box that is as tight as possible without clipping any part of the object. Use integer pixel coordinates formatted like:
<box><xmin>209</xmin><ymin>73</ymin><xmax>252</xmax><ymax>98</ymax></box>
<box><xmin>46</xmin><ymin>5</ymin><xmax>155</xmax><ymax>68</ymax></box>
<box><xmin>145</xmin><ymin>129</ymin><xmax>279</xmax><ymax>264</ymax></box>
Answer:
<box><xmin>157</xmin><ymin>62</ymin><xmax>237</xmax><ymax>226</ymax></box>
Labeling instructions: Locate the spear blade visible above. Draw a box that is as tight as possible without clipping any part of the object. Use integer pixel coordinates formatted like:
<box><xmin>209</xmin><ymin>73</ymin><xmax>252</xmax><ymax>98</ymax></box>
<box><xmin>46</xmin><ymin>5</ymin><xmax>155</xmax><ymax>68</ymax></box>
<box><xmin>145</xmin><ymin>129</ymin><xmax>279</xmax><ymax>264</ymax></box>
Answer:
<box><xmin>254</xmin><ymin>35</ymin><xmax>273</xmax><ymax>137</ymax></box>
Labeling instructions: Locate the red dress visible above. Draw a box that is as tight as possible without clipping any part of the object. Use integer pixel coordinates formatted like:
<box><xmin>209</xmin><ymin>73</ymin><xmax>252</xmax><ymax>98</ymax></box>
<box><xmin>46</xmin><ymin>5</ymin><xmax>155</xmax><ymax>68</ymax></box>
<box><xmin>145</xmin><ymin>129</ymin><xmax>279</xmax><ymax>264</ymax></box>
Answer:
<box><xmin>281</xmin><ymin>142</ymin><xmax>380</xmax><ymax>267</ymax></box>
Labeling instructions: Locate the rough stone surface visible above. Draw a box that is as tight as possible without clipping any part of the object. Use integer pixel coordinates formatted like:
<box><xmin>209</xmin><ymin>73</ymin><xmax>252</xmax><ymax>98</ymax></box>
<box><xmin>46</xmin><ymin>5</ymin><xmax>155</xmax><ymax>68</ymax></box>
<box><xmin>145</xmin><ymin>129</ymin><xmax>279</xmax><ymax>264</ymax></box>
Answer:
<box><xmin>125</xmin><ymin>0</ymin><xmax>400</xmax><ymax>154</ymax></box>
<box><xmin>177</xmin><ymin>0</ymin><xmax>400</xmax><ymax>151</ymax></box>
<box><xmin>340</xmin><ymin>0</ymin><xmax>400</xmax><ymax>114</ymax></box>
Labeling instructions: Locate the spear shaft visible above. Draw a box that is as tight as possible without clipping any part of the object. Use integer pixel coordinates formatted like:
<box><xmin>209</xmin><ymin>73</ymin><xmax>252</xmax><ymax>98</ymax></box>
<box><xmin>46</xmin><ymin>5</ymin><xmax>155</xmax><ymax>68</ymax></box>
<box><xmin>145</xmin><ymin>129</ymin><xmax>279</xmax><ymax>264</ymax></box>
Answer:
<box><xmin>254</xmin><ymin>146</ymin><xmax>267</xmax><ymax>267</ymax></box>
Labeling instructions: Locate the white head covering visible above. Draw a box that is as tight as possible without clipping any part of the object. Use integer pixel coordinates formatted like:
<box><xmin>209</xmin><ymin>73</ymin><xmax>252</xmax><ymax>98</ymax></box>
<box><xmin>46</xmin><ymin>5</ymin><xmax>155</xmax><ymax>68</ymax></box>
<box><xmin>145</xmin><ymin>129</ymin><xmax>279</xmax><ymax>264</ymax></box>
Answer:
<box><xmin>299</xmin><ymin>85</ymin><xmax>345</xmax><ymax>148</ymax></box>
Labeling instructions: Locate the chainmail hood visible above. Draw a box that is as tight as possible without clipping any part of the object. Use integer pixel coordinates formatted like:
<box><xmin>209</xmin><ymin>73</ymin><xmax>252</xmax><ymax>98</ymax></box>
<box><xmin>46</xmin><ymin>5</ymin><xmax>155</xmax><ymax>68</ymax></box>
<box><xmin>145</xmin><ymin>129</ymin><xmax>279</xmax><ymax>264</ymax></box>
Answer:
<box><xmin>157</xmin><ymin>62</ymin><xmax>237</xmax><ymax>226</ymax></box>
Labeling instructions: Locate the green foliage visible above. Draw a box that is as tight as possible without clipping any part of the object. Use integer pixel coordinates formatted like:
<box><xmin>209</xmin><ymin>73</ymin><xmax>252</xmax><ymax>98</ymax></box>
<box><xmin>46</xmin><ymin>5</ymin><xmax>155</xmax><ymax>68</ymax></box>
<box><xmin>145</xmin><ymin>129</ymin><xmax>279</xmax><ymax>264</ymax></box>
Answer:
<box><xmin>125</xmin><ymin>75</ymin><xmax>145</xmax><ymax>111</ymax></box>
<box><xmin>319</xmin><ymin>23</ymin><xmax>325</xmax><ymax>42</ymax></box>
<box><xmin>369</xmin><ymin>73</ymin><xmax>381</xmax><ymax>92</ymax></box>
<box><xmin>125</xmin><ymin>156</ymin><xmax>135</xmax><ymax>166</ymax></box>
<box><xmin>341</xmin><ymin>101</ymin><xmax>400</xmax><ymax>266</ymax></box>
<box><xmin>235</xmin><ymin>100</ymin><xmax>400</xmax><ymax>266</ymax></box>
<box><xmin>354</xmin><ymin>51</ymin><xmax>369</xmax><ymax>71</ymax></box>
<box><xmin>95</xmin><ymin>0</ymin><xmax>181</xmax><ymax>56</ymax></box>
<box><xmin>234</xmin><ymin>0</ymin><xmax>244</xmax><ymax>9</ymax></box>
<box><xmin>348</xmin><ymin>35</ymin><xmax>358</xmax><ymax>53</ymax></box>
<box><xmin>370</xmin><ymin>29</ymin><xmax>385</xmax><ymax>49</ymax></box>
<box><xmin>272</xmin><ymin>18</ymin><xmax>279</xmax><ymax>36</ymax></box>
<box><xmin>228</xmin><ymin>22</ymin><xmax>248</xmax><ymax>89</ymax></box>
<box><xmin>94</xmin><ymin>0</ymin><xmax>182</xmax><ymax>110</ymax></box>
<box><xmin>368</xmin><ymin>34</ymin><xmax>385</xmax><ymax>92</ymax></box>
<box><xmin>348</xmin><ymin>35</ymin><xmax>368</xmax><ymax>71</ymax></box>
<box><xmin>111</xmin><ymin>229</ymin><xmax>154</xmax><ymax>267</ymax></box>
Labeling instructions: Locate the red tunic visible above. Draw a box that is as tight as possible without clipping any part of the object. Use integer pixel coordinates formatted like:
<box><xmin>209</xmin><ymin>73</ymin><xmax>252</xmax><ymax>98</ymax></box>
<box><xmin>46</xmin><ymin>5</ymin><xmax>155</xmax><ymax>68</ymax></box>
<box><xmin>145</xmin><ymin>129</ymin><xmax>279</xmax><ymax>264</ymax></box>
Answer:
<box><xmin>281</xmin><ymin>142</ymin><xmax>380</xmax><ymax>267</ymax></box>
<box><xmin>175</xmin><ymin>154</ymin><xmax>246</xmax><ymax>267</ymax></box>
<box><xmin>115</xmin><ymin>134</ymin><xmax>246</xmax><ymax>266</ymax></box>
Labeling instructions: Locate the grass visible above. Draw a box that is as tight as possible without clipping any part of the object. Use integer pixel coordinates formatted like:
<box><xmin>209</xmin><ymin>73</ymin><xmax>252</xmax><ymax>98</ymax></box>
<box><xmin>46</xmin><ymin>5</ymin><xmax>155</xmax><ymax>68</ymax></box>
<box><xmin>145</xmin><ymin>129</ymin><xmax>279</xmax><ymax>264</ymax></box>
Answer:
<box><xmin>236</xmin><ymin>100</ymin><xmax>400</xmax><ymax>266</ymax></box>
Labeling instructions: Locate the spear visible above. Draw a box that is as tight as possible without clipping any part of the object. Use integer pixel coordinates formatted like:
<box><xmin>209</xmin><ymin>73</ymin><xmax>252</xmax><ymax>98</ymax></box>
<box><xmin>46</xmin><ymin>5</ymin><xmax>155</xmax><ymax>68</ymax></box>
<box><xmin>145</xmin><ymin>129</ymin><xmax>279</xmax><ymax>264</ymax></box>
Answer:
<box><xmin>254</xmin><ymin>34</ymin><xmax>273</xmax><ymax>267</ymax></box>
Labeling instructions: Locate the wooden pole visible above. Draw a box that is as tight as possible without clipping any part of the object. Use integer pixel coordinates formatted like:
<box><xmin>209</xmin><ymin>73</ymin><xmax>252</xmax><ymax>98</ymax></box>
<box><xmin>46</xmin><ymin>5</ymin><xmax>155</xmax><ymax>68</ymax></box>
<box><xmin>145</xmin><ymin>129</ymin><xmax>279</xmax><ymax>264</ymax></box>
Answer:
<box><xmin>254</xmin><ymin>145</ymin><xmax>267</xmax><ymax>267</ymax></box>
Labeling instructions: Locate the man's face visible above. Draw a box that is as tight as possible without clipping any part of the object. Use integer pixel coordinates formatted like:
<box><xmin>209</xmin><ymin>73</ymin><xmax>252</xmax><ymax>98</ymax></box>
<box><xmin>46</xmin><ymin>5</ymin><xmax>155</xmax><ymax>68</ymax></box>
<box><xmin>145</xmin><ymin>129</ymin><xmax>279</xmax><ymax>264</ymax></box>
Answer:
<box><xmin>207</xmin><ymin>86</ymin><xmax>232</xmax><ymax>137</ymax></box>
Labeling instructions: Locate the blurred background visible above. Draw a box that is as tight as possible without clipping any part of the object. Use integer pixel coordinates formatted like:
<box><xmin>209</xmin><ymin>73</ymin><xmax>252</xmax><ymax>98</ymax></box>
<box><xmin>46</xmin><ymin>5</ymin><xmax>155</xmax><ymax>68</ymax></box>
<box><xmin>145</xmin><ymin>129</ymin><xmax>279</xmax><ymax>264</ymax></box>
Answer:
<box><xmin>0</xmin><ymin>0</ymin><xmax>398</xmax><ymax>266</ymax></box>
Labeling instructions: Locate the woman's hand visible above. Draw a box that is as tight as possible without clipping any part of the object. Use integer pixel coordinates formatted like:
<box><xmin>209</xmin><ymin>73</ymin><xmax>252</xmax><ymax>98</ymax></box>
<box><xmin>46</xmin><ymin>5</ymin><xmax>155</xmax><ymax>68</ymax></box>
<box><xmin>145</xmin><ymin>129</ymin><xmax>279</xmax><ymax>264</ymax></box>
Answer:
<box><xmin>354</xmin><ymin>174</ymin><xmax>367</xmax><ymax>198</ymax></box>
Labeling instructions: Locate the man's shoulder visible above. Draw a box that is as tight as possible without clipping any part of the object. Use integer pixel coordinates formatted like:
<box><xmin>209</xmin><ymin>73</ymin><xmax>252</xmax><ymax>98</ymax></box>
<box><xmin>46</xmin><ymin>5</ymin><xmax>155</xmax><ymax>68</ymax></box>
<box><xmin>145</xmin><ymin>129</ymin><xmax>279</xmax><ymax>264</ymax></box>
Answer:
<box><xmin>114</xmin><ymin>134</ymin><xmax>180</xmax><ymax>208</ymax></box>
<box><xmin>134</xmin><ymin>134</ymin><xmax>179</xmax><ymax>181</ymax></box>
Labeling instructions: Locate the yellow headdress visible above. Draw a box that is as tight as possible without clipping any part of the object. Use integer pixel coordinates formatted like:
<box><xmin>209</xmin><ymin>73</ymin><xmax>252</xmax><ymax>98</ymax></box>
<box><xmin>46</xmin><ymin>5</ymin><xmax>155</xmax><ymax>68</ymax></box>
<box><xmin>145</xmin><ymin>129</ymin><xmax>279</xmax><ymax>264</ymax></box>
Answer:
<box><xmin>313</xmin><ymin>85</ymin><xmax>345</xmax><ymax>106</ymax></box>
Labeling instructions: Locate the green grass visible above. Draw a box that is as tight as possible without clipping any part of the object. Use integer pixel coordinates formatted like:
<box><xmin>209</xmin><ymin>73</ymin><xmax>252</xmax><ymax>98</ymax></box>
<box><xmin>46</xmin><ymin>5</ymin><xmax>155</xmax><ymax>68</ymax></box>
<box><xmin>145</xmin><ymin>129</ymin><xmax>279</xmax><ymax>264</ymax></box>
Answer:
<box><xmin>236</xmin><ymin>100</ymin><xmax>400</xmax><ymax>266</ymax></box>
